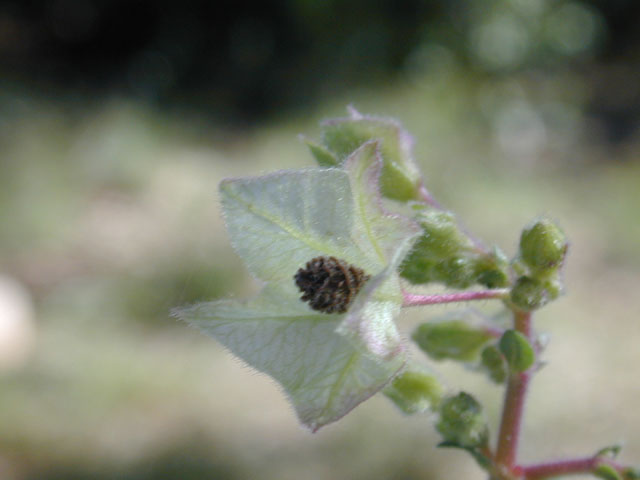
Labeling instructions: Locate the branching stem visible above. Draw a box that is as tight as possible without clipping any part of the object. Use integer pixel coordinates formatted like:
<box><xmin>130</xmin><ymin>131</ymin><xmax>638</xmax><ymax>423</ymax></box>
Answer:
<box><xmin>495</xmin><ymin>310</ymin><xmax>533</xmax><ymax>474</ymax></box>
<box><xmin>402</xmin><ymin>289</ymin><xmax>509</xmax><ymax>307</ymax></box>
<box><xmin>520</xmin><ymin>456</ymin><xmax>625</xmax><ymax>479</ymax></box>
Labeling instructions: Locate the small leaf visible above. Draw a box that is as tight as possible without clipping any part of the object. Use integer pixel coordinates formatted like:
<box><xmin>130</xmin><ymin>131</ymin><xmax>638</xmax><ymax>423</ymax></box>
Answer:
<box><xmin>302</xmin><ymin>137</ymin><xmax>339</xmax><ymax>167</ymax></box>
<box><xmin>413</xmin><ymin>319</ymin><xmax>494</xmax><ymax>362</ymax></box>
<box><xmin>499</xmin><ymin>330</ymin><xmax>535</xmax><ymax>373</ymax></box>
<box><xmin>384</xmin><ymin>366</ymin><xmax>444</xmax><ymax>414</ymax></box>
<box><xmin>480</xmin><ymin>345</ymin><xmax>508</xmax><ymax>384</ymax></box>
<box><xmin>594</xmin><ymin>464</ymin><xmax>622</xmax><ymax>480</ymax></box>
<box><xmin>436</xmin><ymin>392</ymin><xmax>489</xmax><ymax>448</ymax></box>
<box><xmin>596</xmin><ymin>445</ymin><xmax>623</xmax><ymax>459</ymax></box>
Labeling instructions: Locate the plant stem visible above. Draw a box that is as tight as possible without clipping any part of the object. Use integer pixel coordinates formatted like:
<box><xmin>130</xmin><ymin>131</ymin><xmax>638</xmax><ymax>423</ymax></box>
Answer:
<box><xmin>521</xmin><ymin>456</ymin><xmax>624</xmax><ymax>479</ymax></box>
<box><xmin>418</xmin><ymin>183</ymin><xmax>443</xmax><ymax>209</ymax></box>
<box><xmin>495</xmin><ymin>310</ymin><xmax>533</xmax><ymax>474</ymax></box>
<box><xmin>402</xmin><ymin>289</ymin><xmax>509</xmax><ymax>307</ymax></box>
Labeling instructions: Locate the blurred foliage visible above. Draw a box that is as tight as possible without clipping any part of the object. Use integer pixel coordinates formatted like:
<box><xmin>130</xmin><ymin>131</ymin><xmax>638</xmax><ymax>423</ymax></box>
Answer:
<box><xmin>0</xmin><ymin>0</ymin><xmax>640</xmax><ymax>478</ymax></box>
<box><xmin>0</xmin><ymin>0</ymin><xmax>638</xmax><ymax>130</ymax></box>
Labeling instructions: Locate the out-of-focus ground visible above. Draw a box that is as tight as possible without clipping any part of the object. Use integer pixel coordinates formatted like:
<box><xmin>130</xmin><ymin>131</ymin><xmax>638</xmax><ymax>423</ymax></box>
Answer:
<box><xmin>1</xmin><ymin>1</ymin><xmax>640</xmax><ymax>479</ymax></box>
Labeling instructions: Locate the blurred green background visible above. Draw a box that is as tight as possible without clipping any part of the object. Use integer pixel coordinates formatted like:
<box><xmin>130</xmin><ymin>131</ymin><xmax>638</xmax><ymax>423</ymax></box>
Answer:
<box><xmin>1</xmin><ymin>0</ymin><xmax>639</xmax><ymax>479</ymax></box>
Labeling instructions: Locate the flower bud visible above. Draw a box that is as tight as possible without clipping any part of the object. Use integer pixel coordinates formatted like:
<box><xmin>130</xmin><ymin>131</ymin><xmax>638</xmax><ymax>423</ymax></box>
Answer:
<box><xmin>436</xmin><ymin>392</ymin><xmax>488</xmax><ymax>448</ymax></box>
<box><xmin>499</xmin><ymin>330</ymin><xmax>535</xmax><ymax>373</ymax></box>
<box><xmin>413</xmin><ymin>319</ymin><xmax>493</xmax><ymax>362</ymax></box>
<box><xmin>510</xmin><ymin>276</ymin><xmax>549</xmax><ymax>311</ymax></box>
<box><xmin>384</xmin><ymin>368</ymin><xmax>444</xmax><ymax>414</ymax></box>
<box><xmin>519</xmin><ymin>218</ymin><xmax>568</xmax><ymax>271</ymax></box>
<box><xmin>433</xmin><ymin>255</ymin><xmax>477</xmax><ymax>289</ymax></box>
<box><xmin>480</xmin><ymin>345</ymin><xmax>507</xmax><ymax>384</ymax></box>
<box><xmin>473</xmin><ymin>248</ymin><xmax>510</xmax><ymax>289</ymax></box>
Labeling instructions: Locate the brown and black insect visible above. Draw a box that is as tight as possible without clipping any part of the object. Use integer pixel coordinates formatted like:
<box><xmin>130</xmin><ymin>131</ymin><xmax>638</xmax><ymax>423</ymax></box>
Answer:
<box><xmin>294</xmin><ymin>256</ymin><xmax>370</xmax><ymax>314</ymax></box>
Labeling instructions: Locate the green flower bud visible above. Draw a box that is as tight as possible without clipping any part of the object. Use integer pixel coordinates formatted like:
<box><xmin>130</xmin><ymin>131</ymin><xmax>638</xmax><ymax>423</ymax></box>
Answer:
<box><xmin>384</xmin><ymin>368</ymin><xmax>444</xmax><ymax>415</ymax></box>
<box><xmin>519</xmin><ymin>218</ymin><xmax>568</xmax><ymax>271</ymax></box>
<box><xmin>400</xmin><ymin>256</ymin><xmax>438</xmax><ymax>284</ymax></box>
<box><xmin>433</xmin><ymin>255</ymin><xmax>477</xmax><ymax>289</ymax></box>
<box><xmin>499</xmin><ymin>330</ymin><xmax>535</xmax><ymax>373</ymax></box>
<box><xmin>401</xmin><ymin>210</ymin><xmax>478</xmax><ymax>285</ymax></box>
<box><xmin>418</xmin><ymin>211</ymin><xmax>474</xmax><ymax>258</ymax></box>
<box><xmin>480</xmin><ymin>345</ymin><xmax>508</xmax><ymax>384</ymax></box>
<box><xmin>543</xmin><ymin>275</ymin><xmax>564</xmax><ymax>300</ymax></box>
<box><xmin>510</xmin><ymin>276</ymin><xmax>549</xmax><ymax>311</ymax></box>
<box><xmin>413</xmin><ymin>320</ymin><xmax>494</xmax><ymax>362</ymax></box>
<box><xmin>437</xmin><ymin>392</ymin><xmax>488</xmax><ymax>448</ymax></box>
<box><xmin>473</xmin><ymin>248</ymin><xmax>510</xmax><ymax>289</ymax></box>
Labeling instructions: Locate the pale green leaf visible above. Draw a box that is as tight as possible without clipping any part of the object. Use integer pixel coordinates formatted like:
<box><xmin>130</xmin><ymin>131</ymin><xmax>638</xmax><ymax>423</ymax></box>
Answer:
<box><xmin>173</xmin><ymin>285</ymin><xmax>404</xmax><ymax>432</ymax></box>
<box><xmin>182</xmin><ymin>150</ymin><xmax>420</xmax><ymax>430</ymax></box>
<box><xmin>221</xmin><ymin>169</ymin><xmax>376</xmax><ymax>283</ymax></box>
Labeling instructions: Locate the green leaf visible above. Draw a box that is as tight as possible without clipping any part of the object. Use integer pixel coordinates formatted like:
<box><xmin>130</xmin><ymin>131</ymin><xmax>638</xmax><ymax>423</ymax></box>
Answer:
<box><xmin>383</xmin><ymin>365</ymin><xmax>444</xmax><ymax>414</ymax></box>
<box><xmin>302</xmin><ymin>137</ymin><xmax>339</xmax><ymax>167</ymax></box>
<box><xmin>221</xmin><ymin>168</ymin><xmax>372</xmax><ymax>284</ymax></box>
<box><xmin>177</xmin><ymin>145</ymin><xmax>421</xmax><ymax>430</ymax></box>
<box><xmin>436</xmin><ymin>392</ymin><xmax>489</xmax><ymax>448</ymax></box>
<box><xmin>499</xmin><ymin>330</ymin><xmax>535</xmax><ymax>373</ymax></box>
<box><xmin>413</xmin><ymin>319</ymin><xmax>494</xmax><ymax>362</ymax></box>
<box><xmin>596</xmin><ymin>444</ymin><xmax>623</xmax><ymax>459</ymax></box>
<box><xmin>317</xmin><ymin>107</ymin><xmax>422</xmax><ymax>201</ymax></box>
<box><xmin>173</xmin><ymin>285</ymin><xmax>404</xmax><ymax>432</ymax></box>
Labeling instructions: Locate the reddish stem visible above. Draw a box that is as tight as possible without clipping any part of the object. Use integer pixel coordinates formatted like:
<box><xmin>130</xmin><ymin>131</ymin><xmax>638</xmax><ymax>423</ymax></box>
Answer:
<box><xmin>402</xmin><ymin>289</ymin><xmax>509</xmax><ymax>307</ymax></box>
<box><xmin>521</xmin><ymin>456</ymin><xmax>624</xmax><ymax>479</ymax></box>
<box><xmin>495</xmin><ymin>310</ymin><xmax>533</xmax><ymax>472</ymax></box>
<box><xmin>418</xmin><ymin>183</ymin><xmax>443</xmax><ymax>209</ymax></box>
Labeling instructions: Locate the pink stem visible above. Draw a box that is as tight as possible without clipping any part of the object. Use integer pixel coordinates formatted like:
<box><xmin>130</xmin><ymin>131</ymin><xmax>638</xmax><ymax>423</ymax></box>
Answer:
<box><xmin>402</xmin><ymin>289</ymin><xmax>509</xmax><ymax>307</ymax></box>
<box><xmin>418</xmin><ymin>183</ymin><xmax>443</xmax><ymax>209</ymax></box>
<box><xmin>495</xmin><ymin>310</ymin><xmax>533</xmax><ymax>472</ymax></box>
<box><xmin>521</xmin><ymin>456</ymin><xmax>624</xmax><ymax>479</ymax></box>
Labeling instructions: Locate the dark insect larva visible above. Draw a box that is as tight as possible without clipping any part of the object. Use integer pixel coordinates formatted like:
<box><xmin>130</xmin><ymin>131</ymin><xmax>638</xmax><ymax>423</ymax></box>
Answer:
<box><xmin>294</xmin><ymin>256</ymin><xmax>371</xmax><ymax>314</ymax></box>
